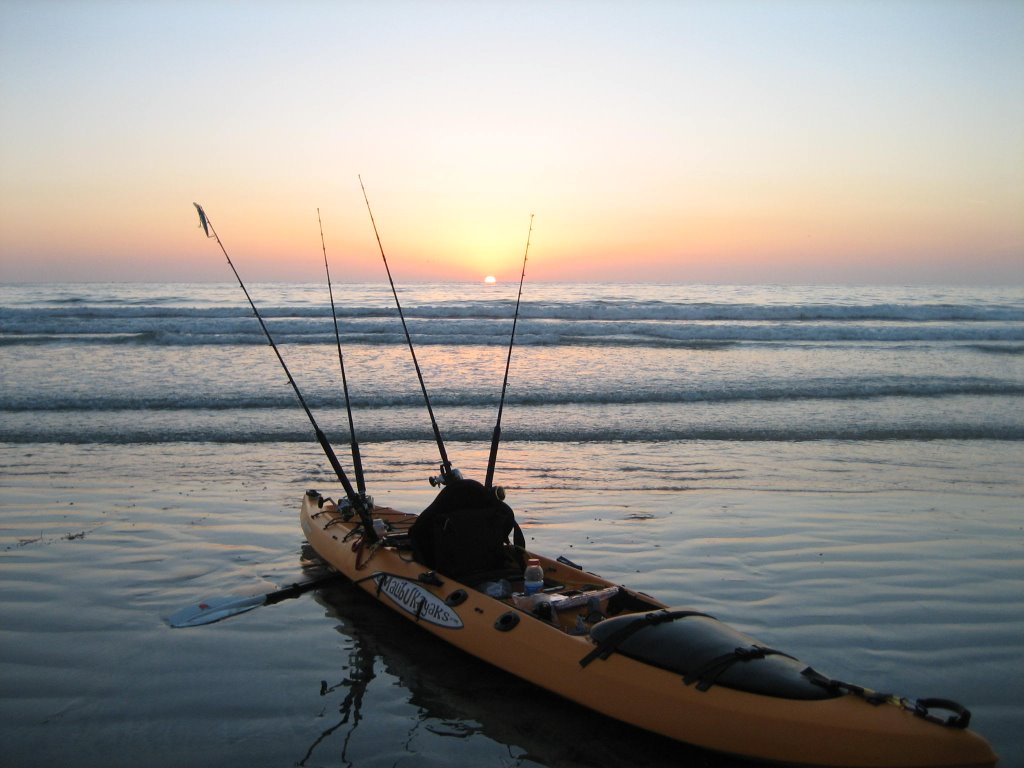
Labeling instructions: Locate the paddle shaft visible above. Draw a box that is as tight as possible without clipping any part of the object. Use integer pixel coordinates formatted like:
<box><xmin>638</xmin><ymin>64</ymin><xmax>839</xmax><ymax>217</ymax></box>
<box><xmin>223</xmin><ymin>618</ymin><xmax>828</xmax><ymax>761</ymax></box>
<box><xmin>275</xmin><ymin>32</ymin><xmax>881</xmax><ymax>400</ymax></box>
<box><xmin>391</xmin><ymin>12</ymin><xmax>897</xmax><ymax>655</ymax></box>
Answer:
<box><xmin>264</xmin><ymin>573</ymin><xmax>343</xmax><ymax>605</ymax></box>
<box><xmin>169</xmin><ymin>572</ymin><xmax>344</xmax><ymax>627</ymax></box>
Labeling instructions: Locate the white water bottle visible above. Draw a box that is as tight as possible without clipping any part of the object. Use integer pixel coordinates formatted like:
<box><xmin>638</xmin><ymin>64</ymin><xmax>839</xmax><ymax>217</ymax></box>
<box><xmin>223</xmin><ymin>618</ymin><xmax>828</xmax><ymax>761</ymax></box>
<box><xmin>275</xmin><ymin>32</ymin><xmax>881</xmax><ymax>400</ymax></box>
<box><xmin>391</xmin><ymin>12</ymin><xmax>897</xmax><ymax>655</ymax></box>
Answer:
<box><xmin>524</xmin><ymin>558</ymin><xmax>544</xmax><ymax>596</ymax></box>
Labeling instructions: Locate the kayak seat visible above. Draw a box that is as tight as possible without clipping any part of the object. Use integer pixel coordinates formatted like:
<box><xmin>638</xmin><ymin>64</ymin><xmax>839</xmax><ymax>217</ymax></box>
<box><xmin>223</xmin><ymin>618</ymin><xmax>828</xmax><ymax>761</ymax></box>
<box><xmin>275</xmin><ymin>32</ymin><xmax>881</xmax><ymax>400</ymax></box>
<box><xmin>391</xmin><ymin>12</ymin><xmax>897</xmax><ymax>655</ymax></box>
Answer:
<box><xmin>410</xmin><ymin>479</ymin><xmax>526</xmax><ymax>584</ymax></box>
<box><xmin>582</xmin><ymin>610</ymin><xmax>840</xmax><ymax>701</ymax></box>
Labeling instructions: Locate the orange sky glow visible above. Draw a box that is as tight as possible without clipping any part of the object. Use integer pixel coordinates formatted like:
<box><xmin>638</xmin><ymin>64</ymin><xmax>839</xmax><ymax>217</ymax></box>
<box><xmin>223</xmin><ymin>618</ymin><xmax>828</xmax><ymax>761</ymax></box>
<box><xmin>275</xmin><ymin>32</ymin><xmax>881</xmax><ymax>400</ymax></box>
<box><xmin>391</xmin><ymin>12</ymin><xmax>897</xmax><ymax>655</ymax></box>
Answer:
<box><xmin>1</xmin><ymin>2</ymin><xmax>1021</xmax><ymax>285</ymax></box>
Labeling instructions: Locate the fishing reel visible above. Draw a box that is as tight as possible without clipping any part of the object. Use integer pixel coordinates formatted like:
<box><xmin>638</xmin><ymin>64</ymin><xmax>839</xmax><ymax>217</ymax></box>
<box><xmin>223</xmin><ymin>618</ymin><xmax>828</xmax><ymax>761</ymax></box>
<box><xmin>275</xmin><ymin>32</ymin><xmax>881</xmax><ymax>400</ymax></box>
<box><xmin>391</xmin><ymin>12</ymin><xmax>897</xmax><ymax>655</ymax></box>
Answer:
<box><xmin>335</xmin><ymin>496</ymin><xmax>355</xmax><ymax>521</ymax></box>
<box><xmin>335</xmin><ymin>493</ymin><xmax>374</xmax><ymax>521</ymax></box>
<box><xmin>429</xmin><ymin>466</ymin><xmax>464</xmax><ymax>487</ymax></box>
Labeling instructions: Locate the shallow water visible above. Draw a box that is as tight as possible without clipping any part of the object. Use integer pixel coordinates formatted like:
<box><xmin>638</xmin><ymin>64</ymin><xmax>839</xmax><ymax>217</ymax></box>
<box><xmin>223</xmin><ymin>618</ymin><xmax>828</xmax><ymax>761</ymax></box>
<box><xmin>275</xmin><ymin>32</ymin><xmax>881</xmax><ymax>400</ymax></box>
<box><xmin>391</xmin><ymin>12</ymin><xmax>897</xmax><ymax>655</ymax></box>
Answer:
<box><xmin>1</xmin><ymin>439</ymin><xmax>1021</xmax><ymax>767</ymax></box>
<box><xmin>2</xmin><ymin>281</ymin><xmax>1021</xmax><ymax>765</ymax></box>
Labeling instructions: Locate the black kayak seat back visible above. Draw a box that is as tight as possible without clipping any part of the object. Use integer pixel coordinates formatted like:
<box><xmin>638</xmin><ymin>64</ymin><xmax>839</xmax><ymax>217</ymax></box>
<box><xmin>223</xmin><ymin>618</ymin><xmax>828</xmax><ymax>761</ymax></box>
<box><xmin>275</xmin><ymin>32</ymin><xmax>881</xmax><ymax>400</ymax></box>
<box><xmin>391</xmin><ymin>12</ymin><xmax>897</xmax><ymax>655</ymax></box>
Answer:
<box><xmin>410</xmin><ymin>479</ymin><xmax>523</xmax><ymax>584</ymax></box>
<box><xmin>586</xmin><ymin>610</ymin><xmax>840</xmax><ymax>701</ymax></box>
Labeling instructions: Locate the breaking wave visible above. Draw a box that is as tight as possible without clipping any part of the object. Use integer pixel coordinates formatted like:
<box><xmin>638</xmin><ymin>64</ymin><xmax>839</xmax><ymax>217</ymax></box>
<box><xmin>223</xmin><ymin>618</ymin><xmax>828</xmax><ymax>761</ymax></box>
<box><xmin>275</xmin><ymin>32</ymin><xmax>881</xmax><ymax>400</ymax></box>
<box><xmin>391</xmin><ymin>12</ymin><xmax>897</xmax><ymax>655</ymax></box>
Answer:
<box><xmin>3</xmin><ymin>300</ymin><xmax>1023</xmax><ymax>347</ymax></box>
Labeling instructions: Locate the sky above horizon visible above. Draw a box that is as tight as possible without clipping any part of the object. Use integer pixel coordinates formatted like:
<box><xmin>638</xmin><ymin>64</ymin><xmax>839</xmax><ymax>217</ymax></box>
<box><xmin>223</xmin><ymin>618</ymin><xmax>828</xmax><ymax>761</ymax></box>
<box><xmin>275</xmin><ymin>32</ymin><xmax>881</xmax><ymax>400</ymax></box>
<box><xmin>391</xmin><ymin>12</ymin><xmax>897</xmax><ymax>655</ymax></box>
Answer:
<box><xmin>1</xmin><ymin>1</ymin><xmax>1022</xmax><ymax>285</ymax></box>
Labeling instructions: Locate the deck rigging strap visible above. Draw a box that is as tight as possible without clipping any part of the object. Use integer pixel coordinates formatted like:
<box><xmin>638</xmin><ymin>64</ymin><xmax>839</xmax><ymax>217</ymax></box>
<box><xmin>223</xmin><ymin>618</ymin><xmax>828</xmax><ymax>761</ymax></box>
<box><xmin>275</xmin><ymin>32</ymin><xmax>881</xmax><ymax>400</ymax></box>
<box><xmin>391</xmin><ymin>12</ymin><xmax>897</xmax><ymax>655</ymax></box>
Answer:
<box><xmin>579</xmin><ymin>610</ymin><xmax>712</xmax><ymax>668</ymax></box>
<box><xmin>913</xmin><ymin>698</ymin><xmax>973</xmax><ymax>729</ymax></box>
<box><xmin>683</xmin><ymin>644</ymin><xmax>797</xmax><ymax>692</ymax></box>
<box><xmin>801</xmin><ymin>668</ymin><xmax>972</xmax><ymax>728</ymax></box>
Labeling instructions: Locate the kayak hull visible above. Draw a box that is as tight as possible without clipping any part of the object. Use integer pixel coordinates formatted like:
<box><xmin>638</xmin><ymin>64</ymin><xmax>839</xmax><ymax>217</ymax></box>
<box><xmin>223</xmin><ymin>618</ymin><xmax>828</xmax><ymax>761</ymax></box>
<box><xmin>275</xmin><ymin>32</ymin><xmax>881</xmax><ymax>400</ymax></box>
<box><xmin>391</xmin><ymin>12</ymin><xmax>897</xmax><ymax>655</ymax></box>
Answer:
<box><xmin>300</xmin><ymin>492</ymin><xmax>997</xmax><ymax>768</ymax></box>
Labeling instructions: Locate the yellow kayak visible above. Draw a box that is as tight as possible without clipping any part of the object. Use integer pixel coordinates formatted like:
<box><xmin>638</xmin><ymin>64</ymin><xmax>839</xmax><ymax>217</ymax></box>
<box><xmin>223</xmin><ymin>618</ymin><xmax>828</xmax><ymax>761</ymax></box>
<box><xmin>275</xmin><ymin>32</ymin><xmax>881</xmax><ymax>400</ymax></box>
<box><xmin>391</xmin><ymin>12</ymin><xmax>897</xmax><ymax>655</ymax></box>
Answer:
<box><xmin>300</xmin><ymin>483</ymin><xmax>997</xmax><ymax>768</ymax></box>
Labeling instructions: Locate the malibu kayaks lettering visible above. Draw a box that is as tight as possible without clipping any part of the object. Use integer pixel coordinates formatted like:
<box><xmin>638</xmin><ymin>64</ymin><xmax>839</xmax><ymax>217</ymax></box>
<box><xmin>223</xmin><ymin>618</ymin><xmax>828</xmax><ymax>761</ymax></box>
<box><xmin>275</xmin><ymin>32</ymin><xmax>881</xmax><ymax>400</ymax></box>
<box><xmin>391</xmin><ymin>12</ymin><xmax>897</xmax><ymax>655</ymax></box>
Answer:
<box><xmin>374</xmin><ymin>574</ymin><xmax>463</xmax><ymax>629</ymax></box>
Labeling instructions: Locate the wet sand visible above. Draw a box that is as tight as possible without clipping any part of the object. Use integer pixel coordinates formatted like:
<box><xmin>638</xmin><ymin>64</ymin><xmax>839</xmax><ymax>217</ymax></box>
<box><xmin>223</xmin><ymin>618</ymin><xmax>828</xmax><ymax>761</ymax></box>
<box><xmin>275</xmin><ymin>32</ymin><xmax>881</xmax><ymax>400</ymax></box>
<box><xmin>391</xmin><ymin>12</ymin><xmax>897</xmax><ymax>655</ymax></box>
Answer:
<box><xmin>1</xmin><ymin>440</ymin><xmax>1021</xmax><ymax>767</ymax></box>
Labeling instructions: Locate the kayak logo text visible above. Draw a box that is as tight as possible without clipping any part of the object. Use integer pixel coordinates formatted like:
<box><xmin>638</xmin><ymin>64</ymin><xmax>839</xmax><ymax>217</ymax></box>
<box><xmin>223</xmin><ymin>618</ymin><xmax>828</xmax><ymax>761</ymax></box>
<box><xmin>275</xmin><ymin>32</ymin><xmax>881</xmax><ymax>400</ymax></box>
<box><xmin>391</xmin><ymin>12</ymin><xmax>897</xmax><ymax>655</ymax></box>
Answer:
<box><xmin>374</xmin><ymin>574</ymin><xmax>464</xmax><ymax>629</ymax></box>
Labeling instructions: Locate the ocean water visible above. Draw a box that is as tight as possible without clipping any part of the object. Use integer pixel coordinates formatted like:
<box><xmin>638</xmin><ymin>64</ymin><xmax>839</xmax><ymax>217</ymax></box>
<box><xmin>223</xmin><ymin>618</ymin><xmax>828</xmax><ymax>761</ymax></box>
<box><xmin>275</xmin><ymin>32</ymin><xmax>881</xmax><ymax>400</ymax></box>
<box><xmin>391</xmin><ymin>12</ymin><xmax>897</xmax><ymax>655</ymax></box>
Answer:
<box><xmin>1</xmin><ymin>281</ymin><xmax>1022</xmax><ymax>767</ymax></box>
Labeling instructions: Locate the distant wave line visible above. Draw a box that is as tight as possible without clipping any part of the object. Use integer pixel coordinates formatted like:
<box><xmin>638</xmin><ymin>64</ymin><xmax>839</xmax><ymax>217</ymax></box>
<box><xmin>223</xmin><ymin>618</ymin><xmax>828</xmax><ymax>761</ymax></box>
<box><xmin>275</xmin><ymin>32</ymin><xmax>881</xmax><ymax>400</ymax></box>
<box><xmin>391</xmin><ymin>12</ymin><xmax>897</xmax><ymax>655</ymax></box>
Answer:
<box><xmin>3</xmin><ymin>321</ymin><xmax>1022</xmax><ymax>347</ymax></box>
<box><xmin>3</xmin><ymin>300</ymin><xmax>1024</xmax><ymax>323</ymax></box>
<box><xmin>5</xmin><ymin>379</ymin><xmax>1023</xmax><ymax>412</ymax></box>
<box><xmin>2</xmin><ymin>424</ymin><xmax>1021</xmax><ymax>444</ymax></box>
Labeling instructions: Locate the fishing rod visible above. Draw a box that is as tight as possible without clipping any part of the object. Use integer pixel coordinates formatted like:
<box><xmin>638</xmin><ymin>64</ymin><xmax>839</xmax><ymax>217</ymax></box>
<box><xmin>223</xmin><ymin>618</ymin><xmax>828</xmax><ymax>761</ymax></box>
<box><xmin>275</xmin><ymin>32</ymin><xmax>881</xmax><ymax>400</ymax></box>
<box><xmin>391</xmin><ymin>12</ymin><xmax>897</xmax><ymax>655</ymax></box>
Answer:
<box><xmin>192</xmin><ymin>203</ymin><xmax>377</xmax><ymax>544</ymax></box>
<box><xmin>357</xmin><ymin>176</ymin><xmax>460</xmax><ymax>487</ymax></box>
<box><xmin>318</xmin><ymin>208</ymin><xmax>367</xmax><ymax>498</ymax></box>
<box><xmin>484</xmin><ymin>214</ymin><xmax>533</xmax><ymax>489</ymax></box>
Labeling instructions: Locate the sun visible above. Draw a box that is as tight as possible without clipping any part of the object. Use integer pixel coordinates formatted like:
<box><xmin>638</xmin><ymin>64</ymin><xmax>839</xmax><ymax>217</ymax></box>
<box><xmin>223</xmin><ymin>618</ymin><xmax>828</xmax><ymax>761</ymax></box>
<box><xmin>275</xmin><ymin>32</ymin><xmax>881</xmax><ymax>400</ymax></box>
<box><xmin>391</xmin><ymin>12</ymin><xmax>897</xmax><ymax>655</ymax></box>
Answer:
<box><xmin>483</xmin><ymin>275</ymin><xmax>497</xmax><ymax>284</ymax></box>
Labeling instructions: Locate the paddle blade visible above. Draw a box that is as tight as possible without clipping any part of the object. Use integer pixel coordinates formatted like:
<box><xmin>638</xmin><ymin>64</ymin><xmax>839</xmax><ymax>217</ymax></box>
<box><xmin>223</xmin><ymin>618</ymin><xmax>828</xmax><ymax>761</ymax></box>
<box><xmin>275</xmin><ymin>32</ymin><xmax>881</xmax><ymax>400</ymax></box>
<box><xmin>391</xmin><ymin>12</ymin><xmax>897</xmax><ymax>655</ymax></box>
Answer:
<box><xmin>167</xmin><ymin>593</ymin><xmax>267</xmax><ymax>628</ymax></box>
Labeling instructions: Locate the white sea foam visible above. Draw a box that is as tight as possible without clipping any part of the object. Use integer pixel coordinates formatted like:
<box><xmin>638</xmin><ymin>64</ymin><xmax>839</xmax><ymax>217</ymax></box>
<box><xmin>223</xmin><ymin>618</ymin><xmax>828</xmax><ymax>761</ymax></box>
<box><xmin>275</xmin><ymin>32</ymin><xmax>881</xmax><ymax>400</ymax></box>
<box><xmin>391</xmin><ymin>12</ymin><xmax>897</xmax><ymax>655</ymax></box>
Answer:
<box><xmin>2</xmin><ymin>283</ymin><xmax>1022</xmax><ymax>446</ymax></box>
<box><xmin>2</xmin><ymin>283</ymin><xmax>1022</xmax><ymax>348</ymax></box>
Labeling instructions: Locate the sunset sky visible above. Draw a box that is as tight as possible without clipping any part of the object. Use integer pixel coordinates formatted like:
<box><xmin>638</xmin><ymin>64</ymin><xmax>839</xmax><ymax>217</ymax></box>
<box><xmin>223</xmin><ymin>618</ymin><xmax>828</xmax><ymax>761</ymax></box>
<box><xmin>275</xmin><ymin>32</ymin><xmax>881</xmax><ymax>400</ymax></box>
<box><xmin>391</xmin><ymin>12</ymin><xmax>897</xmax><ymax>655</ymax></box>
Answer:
<box><xmin>1</xmin><ymin>1</ymin><xmax>1022</xmax><ymax>284</ymax></box>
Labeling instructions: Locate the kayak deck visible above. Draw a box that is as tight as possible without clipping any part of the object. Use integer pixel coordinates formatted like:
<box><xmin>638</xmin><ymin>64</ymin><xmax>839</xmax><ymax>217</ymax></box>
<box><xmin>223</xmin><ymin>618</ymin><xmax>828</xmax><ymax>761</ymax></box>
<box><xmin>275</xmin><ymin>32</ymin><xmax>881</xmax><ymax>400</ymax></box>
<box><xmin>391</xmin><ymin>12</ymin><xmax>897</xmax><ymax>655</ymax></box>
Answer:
<box><xmin>300</xmin><ymin>491</ymin><xmax>997</xmax><ymax>768</ymax></box>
